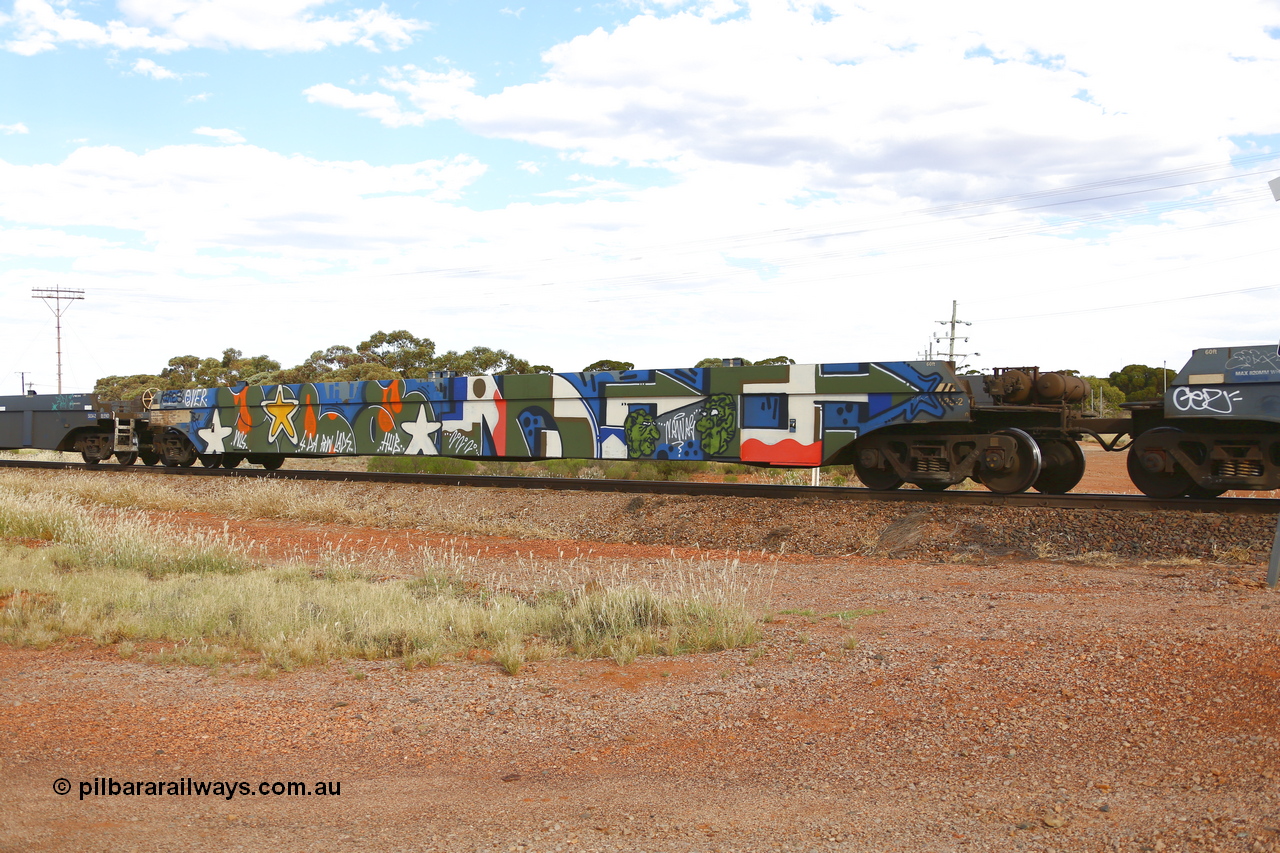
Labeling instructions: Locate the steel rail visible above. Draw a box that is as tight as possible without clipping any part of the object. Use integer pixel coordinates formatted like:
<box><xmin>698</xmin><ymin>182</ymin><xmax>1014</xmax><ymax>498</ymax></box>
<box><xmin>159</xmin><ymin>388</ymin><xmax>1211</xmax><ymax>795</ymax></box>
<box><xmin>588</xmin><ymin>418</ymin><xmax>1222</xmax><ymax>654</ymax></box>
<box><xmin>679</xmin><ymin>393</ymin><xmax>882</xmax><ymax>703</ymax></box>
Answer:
<box><xmin>2</xmin><ymin>459</ymin><xmax>1278</xmax><ymax>515</ymax></box>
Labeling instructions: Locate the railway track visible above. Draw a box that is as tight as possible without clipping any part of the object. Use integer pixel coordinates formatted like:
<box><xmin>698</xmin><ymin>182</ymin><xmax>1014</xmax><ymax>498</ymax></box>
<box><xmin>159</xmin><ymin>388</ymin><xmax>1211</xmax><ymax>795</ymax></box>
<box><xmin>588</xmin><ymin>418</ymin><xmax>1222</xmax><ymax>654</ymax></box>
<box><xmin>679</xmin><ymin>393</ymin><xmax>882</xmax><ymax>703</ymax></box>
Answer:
<box><xmin>3</xmin><ymin>458</ymin><xmax>1278</xmax><ymax>515</ymax></box>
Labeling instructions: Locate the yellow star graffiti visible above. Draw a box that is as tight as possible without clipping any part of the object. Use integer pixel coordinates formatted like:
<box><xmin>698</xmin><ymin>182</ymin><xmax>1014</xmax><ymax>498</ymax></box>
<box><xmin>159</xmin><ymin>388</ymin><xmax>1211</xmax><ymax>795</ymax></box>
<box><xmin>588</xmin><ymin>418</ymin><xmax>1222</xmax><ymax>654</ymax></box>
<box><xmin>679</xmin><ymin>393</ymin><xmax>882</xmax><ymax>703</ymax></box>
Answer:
<box><xmin>261</xmin><ymin>385</ymin><xmax>300</xmax><ymax>444</ymax></box>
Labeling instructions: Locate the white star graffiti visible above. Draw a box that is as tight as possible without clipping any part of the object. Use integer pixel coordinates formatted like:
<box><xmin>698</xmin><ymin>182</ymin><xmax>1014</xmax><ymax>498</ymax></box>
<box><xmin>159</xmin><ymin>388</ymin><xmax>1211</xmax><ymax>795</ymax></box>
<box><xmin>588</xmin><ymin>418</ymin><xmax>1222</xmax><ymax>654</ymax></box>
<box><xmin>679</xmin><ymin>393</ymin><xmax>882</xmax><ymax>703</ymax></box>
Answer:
<box><xmin>402</xmin><ymin>405</ymin><xmax>440</xmax><ymax>455</ymax></box>
<box><xmin>197</xmin><ymin>407</ymin><xmax>234</xmax><ymax>453</ymax></box>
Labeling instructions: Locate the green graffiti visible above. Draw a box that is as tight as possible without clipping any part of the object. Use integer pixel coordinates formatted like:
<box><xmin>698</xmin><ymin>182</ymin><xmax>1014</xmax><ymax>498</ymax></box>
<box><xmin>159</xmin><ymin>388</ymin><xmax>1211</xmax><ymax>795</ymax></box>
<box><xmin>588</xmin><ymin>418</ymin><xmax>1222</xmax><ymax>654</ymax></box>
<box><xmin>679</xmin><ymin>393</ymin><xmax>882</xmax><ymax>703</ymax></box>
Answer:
<box><xmin>624</xmin><ymin>408</ymin><xmax>660</xmax><ymax>458</ymax></box>
<box><xmin>696</xmin><ymin>394</ymin><xmax>736</xmax><ymax>456</ymax></box>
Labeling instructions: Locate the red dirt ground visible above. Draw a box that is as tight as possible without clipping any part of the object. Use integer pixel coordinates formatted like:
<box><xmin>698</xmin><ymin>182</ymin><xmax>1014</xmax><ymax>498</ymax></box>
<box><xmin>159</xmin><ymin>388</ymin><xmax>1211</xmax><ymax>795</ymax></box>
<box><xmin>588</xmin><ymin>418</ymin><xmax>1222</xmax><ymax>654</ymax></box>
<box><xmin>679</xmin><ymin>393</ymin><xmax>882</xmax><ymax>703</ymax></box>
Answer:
<box><xmin>1</xmin><ymin>448</ymin><xmax>1278</xmax><ymax>852</ymax></box>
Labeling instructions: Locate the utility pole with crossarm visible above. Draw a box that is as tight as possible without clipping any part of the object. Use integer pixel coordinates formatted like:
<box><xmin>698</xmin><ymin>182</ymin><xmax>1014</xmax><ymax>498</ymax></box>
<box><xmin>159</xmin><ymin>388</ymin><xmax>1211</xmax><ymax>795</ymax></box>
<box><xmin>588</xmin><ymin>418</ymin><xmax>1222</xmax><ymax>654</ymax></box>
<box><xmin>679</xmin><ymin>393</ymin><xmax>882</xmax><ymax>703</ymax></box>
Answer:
<box><xmin>31</xmin><ymin>286</ymin><xmax>84</xmax><ymax>394</ymax></box>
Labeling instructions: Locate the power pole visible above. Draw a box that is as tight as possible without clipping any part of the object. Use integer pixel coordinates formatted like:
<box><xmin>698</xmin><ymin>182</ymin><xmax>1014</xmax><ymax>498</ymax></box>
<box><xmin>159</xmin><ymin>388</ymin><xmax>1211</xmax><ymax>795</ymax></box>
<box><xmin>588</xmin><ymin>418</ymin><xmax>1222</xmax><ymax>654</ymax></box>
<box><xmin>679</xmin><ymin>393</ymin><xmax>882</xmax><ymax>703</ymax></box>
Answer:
<box><xmin>934</xmin><ymin>300</ymin><xmax>980</xmax><ymax>369</ymax></box>
<box><xmin>31</xmin><ymin>287</ymin><xmax>84</xmax><ymax>394</ymax></box>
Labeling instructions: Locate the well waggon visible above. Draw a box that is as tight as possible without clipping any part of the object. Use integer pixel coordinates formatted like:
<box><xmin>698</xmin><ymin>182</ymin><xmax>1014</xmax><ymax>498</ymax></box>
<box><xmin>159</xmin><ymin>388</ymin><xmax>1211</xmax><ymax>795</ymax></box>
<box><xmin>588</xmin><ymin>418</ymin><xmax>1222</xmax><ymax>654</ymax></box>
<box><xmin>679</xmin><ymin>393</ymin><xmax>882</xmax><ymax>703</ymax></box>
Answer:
<box><xmin>2</xmin><ymin>346</ymin><xmax>1277</xmax><ymax>498</ymax></box>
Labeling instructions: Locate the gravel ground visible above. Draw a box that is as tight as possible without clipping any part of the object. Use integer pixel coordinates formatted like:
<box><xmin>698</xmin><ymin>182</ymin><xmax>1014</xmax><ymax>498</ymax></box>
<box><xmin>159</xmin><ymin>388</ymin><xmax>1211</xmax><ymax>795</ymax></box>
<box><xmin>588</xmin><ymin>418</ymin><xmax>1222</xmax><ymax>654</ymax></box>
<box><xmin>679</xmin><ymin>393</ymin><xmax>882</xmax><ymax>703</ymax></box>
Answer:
<box><xmin>1</xmin><ymin>451</ymin><xmax>1279</xmax><ymax>852</ymax></box>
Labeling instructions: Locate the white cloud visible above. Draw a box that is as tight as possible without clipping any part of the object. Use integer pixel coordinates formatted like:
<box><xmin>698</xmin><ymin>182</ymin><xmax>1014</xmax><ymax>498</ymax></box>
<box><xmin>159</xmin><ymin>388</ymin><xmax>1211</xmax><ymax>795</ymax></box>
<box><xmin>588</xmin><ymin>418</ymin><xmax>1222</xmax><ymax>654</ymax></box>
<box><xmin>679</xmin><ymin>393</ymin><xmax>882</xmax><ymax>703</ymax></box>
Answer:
<box><xmin>132</xmin><ymin>57</ymin><xmax>178</xmax><ymax>79</ymax></box>
<box><xmin>0</xmin><ymin>134</ymin><xmax>1275</xmax><ymax>386</ymax></box>
<box><xmin>192</xmin><ymin>126</ymin><xmax>245</xmax><ymax>144</ymax></box>
<box><xmin>3</xmin><ymin>0</ymin><xmax>187</xmax><ymax>55</ymax></box>
<box><xmin>0</xmin><ymin>122</ymin><xmax>29</xmax><ymax>134</ymax></box>
<box><xmin>540</xmin><ymin>173</ymin><xmax>633</xmax><ymax>198</ymax></box>
<box><xmin>0</xmin><ymin>226</ymin><xmax>118</xmax><ymax>258</ymax></box>
<box><xmin>4</xmin><ymin>1</ymin><xmax>1280</xmax><ymax>384</ymax></box>
<box><xmin>117</xmin><ymin>0</ymin><xmax>426</xmax><ymax>52</ymax></box>
<box><xmin>2</xmin><ymin>0</ymin><xmax>427</xmax><ymax>55</ymax></box>
<box><xmin>303</xmin><ymin>82</ymin><xmax>421</xmax><ymax>128</ymax></box>
<box><xmin>0</xmin><ymin>142</ymin><xmax>488</xmax><ymax>253</ymax></box>
<box><xmin>307</xmin><ymin>0</ymin><xmax>1280</xmax><ymax>201</ymax></box>
<box><xmin>305</xmin><ymin>66</ymin><xmax>480</xmax><ymax>126</ymax></box>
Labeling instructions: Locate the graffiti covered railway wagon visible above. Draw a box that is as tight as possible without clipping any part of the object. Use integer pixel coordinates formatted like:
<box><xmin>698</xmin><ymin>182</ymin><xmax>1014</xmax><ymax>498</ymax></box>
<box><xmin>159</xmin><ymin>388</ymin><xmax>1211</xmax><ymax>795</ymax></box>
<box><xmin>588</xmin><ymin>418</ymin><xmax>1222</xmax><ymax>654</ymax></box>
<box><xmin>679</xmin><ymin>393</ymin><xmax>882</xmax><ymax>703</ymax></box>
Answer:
<box><xmin>140</xmin><ymin>360</ymin><xmax>976</xmax><ymax>472</ymax></box>
<box><xmin>3</xmin><ymin>358</ymin><xmax>1067</xmax><ymax>489</ymax></box>
<box><xmin>0</xmin><ymin>359</ymin><xmax>1113</xmax><ymax>494</ymax></box>
<box><xmin>4</xmin><ymin>347</ymin><xmax>1277</xmax><ymax>498</ymax></box>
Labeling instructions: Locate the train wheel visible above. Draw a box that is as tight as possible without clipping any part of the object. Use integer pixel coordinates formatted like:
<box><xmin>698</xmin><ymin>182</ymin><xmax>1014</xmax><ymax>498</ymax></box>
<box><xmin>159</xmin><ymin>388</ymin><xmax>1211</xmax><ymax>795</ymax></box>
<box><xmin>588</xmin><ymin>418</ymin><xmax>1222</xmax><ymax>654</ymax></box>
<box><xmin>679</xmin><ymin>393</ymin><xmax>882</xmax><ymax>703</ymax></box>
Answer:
<box><xmin>160</xmin><ymin>435</ymin><xmax>197</xmax><ymax>468</ymax></box>
<box><xmin>853</xmin><ymin>454</ymin><xmax>903</xmax><ymax>490</ymax></box>
<box><xmin>115</xmin><ymin>452</ymin><xmax>138</xmax><ymax>467</ymax></box>
<box><xmin>198</xmin><ymin>454</ymin><xmax>221</xmax><ymax>468</ymax></box>
<box><xmin>916</xmin><ymin>481</ymin><xmax>950</xmax><ymax>492</ymax></box>
<box><xmin>139</xmin><ymin>451</ymin><xmax>160</xmax><ymax>466</ymax></box>
<box><xmin>1184</xmin><ymin>484</ymin><xmax>1227</xmax><ymax>498</ymax></box>
<box><xmin>978</xmin><ymin>428</ymin><xmax>1042</xmax><ymax>495</ymax></box>
<box><xmin>1126</xmin><ymin>427</ymin><xmax>1193</xmax><ymax>498</ymax></box>
<box><xmin>222</xmin><ymin>454</ymin><xmax>245</xmax><ymax>469</ymax></box>
<box><xmin>259</xmin><ymin>457</ymin><xmax>284</xmax><ymax>471</ymax></box>
<box><xmin>1032</xmin><ymin>439</ymin><xmax>1086</xmax><ymax>495</ymax></box>
<box><xmin>80</xmin><ymin>441</ymin><xmax>111</xmax><ymax>465</ymax></box>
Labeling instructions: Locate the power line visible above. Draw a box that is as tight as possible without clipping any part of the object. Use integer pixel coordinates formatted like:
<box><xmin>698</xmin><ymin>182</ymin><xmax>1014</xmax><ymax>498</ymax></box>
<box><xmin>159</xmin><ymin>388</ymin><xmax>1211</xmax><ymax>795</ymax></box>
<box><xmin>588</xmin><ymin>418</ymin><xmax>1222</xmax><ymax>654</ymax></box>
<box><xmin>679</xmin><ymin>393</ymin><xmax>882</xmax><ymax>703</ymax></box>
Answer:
<box><xmin>975</xmin><ymin>283</ymin><xmax>1280</xmax><ymax>323</ymax></box>
<box><xmin>31</xmin><ymin>287</ymin><xmax>84</xmax><ymax>394</ymax></box>
<box><xmin>934</xmin><ymin>300</ymin><xmax>979</xmax><ymax>366</ymax></box>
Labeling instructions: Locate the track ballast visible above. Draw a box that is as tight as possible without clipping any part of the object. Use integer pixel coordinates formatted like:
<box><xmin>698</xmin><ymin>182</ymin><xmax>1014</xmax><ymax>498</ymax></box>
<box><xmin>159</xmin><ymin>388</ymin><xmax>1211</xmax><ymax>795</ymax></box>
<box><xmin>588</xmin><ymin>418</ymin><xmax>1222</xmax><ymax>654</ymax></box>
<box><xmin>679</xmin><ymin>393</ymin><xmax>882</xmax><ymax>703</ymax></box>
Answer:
<box><xmin>2</xmin><ymin>459</ymin><xmax>1277</xmax><ymax>515</ymax></box>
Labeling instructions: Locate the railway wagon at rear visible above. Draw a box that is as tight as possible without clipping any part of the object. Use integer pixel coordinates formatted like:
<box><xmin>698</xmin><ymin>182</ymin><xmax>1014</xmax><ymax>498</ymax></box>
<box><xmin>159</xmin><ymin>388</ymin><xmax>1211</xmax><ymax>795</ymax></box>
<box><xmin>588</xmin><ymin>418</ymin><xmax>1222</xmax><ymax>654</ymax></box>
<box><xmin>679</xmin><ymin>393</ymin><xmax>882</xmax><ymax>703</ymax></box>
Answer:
<box><xmin>1124</xmin><ymin>344</ymin><xmax>1280</xmax><ymax>497</ymax></box>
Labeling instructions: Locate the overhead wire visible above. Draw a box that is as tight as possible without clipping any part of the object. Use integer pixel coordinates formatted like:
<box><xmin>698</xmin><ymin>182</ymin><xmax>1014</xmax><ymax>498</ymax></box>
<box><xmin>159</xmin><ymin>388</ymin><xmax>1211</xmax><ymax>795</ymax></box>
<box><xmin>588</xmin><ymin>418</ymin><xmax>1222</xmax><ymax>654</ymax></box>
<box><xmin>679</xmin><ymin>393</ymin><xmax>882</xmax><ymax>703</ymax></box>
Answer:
<box><xmin>975</xmin><ymin>282</ymin><xmax>1280</xmax><ymax>323</ymax></box>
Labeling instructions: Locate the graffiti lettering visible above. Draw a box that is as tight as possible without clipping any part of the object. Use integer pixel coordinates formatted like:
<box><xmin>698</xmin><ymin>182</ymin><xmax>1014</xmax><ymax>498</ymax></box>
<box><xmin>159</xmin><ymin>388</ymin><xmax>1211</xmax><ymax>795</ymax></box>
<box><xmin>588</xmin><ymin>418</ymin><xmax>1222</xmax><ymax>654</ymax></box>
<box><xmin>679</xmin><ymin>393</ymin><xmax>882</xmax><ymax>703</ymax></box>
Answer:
<box><xmin>377</xmin><ymin>432</ymin><xmax>404</xmax><ymax>454</ymax></box>
<box><xmin>298</xmin><ymin>432</ymin><xmax>357</xmax><ymax>455</ymax></box>
<box><xmin>297</xmin><ymin>433</ymin><xmax>358</xmax><ymax>455</ymax></box>
<box><xmin>1225</xmin><ymin>350</ymin><xmax>1280</xmax><ymax>371</ymax></box>
<box><xmin>1172</xmin><ymin>386</ymin><xmax>1241</xmax><ymax>414</ymax></box>
<box><xmin>182</xmin><ymin>388</ymin><xmax>210</xmax><ymax>408</ymax></box>
<box><xmin>230</xmin><ymin>431</ymin><xmax>249</xmax><ymax>450</ymax></box>
<box><xmin>444</xmin><ymin>431</ymin><xmax>479</xmax><ymax>456</ymax></box>
<box><xmin>663</xmin><ymin>411</ymin><xmax>698</xmax><ymax>444</ymax></box>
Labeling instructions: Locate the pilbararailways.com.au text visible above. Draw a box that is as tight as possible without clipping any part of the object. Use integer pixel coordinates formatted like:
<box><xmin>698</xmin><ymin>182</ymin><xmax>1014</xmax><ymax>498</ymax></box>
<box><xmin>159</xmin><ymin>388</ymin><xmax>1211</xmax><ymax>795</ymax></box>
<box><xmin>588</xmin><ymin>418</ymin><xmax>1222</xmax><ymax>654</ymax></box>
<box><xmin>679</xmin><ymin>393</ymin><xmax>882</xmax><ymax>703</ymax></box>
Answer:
<box><xmin>54</xmin><ymin>777</ymin><xmax>341</xmax><ymax>801</ymax></box>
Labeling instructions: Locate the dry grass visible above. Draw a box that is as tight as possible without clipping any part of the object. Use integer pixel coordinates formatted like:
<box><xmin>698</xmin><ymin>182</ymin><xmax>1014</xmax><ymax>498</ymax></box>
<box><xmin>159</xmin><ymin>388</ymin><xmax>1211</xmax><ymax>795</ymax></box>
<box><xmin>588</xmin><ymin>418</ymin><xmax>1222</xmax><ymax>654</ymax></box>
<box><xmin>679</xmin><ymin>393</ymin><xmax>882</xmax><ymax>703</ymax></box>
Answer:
<box><xmin>0</xmin><ymin>450</ymin><xmax>79</xmax><ymax>463</ymax></box>
<box><xmin>0</xmin><ymin>484</ymin><xmax>253</xmax><ymax>577</ymax></box>
<box><xmin>0</xmin><ymin>477</ymin><xmax>771</xmax><ymax>672</ymax></box>
<box><xmin>0</xmin><ymin>545</ymin><xmax>766</xmax><ymax>672</ymax></box>
<box><xmin>0</xmin><ymin>469</ymin><xmax>561</xmax><ymax>540</ymax></box>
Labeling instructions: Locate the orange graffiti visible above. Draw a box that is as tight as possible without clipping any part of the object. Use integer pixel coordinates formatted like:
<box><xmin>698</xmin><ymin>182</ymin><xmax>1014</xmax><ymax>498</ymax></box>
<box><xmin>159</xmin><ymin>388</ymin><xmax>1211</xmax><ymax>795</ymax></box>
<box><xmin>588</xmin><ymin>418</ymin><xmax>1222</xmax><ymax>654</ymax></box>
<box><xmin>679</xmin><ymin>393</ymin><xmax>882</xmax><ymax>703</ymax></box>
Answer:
<box><xmin>493</xmin><ymin>388</ymin><xmax>506</xmax><ymax>456</ymax></box>
<box><xmin>303</xmin><ymin>390</ymin><xmax>317</xmax><ymax>439</ymax></box>
<box><xmin>377</xmin><ymin>381</ymin><xmax>403</xmax><ymax>432</ymax></box>
<box><xmin>231</xmin><ymin>386</ymin><xmax>253</xmax><ymax>434</ymax></box>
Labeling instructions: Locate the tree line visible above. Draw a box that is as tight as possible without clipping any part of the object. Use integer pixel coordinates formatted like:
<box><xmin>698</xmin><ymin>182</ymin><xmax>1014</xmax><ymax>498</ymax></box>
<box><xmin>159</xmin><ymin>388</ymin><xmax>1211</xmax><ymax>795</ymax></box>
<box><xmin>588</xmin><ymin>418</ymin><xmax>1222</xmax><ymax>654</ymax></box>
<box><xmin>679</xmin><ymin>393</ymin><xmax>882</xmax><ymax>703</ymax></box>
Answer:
<box><xmin>93</xmin><ymin>331</ymin><xmax>801</xmax><ymax>400</ymax></box>
<box><xmin>95</xmin><ymin>331</ymin><xmax>553</xmax><ymax>400</ymax></box>
<box><xmin>92</xmin><ymin>329</ymin><xmax>1173</xmax><ymax>417</ymax></box>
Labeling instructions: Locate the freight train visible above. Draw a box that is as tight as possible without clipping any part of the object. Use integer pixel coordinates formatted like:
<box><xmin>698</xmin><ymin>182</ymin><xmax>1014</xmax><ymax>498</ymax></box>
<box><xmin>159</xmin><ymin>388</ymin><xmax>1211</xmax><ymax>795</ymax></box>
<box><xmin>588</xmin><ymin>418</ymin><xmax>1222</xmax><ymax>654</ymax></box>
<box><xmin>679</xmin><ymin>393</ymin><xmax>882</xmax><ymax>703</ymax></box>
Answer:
<box><xmin>1</xmin><ymin>345</ymin><xmax>1277</xmax><ymax>498</ymax></box>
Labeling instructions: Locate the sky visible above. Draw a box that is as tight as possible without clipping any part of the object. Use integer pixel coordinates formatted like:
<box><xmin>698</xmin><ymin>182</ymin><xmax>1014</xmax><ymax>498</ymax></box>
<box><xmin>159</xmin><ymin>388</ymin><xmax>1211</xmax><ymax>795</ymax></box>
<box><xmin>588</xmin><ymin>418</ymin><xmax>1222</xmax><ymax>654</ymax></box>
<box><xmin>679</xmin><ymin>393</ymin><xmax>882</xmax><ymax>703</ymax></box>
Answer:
<box><xmin>1</xmin><ymin>0</ymin><xmax>1279</xmax><ymax>394</ymax></box>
